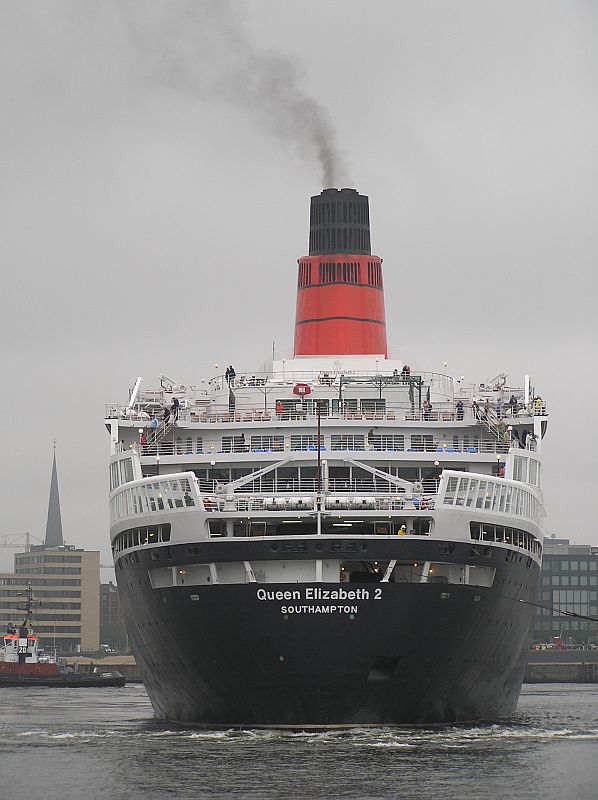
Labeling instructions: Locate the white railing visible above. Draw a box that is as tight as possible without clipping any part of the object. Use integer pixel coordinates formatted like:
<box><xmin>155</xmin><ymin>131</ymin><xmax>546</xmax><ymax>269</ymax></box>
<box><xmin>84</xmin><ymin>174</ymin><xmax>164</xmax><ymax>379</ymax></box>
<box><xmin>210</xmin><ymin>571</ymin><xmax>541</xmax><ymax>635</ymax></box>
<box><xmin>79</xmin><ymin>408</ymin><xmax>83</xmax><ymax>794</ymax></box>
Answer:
<box><xmin>201</xmin><ymin>493</ymin><xmax>438</xmax><ymax>514</ymax></box>
<box><xmin>109</xmin><ymin>473</ymin><xmax>199</xmax><ymax>524</ymax></box>
<box><xmin>440</xmin><ymin>471</ymin><xmax>542</xmax><ymax>525</ymax></box>
<box><xmin>136</xmin><ymin>438</ymin><xmax>512</xmax><ymax>457</ymax></box>
<box><xmin>194</xmin><ymin>478</ymin><xmax>441</xmax><ymax>495</ymax></box>
<box><xmin>110</xmin><ymin>466</ymin><xmax>542</xmax><ymax>530</ymax></box>
<box><xmin>107</xmin><ymin>401</ymin><xmax>542</xmax><ymax>426</ymax></box>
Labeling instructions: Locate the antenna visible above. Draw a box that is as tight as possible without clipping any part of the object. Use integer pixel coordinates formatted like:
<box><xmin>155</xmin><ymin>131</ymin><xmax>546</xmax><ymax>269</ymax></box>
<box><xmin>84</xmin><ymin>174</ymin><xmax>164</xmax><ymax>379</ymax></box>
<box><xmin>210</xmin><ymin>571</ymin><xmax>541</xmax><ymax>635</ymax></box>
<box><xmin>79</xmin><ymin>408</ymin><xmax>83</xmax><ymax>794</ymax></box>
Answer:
<box><xmin>16</xmin><ymin>584</ymin><xmax>42</xmax><ymax>627</ymax></box>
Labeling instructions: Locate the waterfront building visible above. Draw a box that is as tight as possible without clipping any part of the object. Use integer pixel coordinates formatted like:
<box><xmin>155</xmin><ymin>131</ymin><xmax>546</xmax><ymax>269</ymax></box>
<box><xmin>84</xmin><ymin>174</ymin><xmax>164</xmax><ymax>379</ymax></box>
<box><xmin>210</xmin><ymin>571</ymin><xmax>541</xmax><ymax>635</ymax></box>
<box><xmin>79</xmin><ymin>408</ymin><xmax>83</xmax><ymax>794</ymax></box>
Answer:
<box><xmin>100</xmin><ymin>580</ymin><xmax>128</xmax><ymax>650</ymax></box>
<box><xmin>0</xmin><ymin>450</ymin><xmax>100</xmax><ymax>653</ymax></box>
<box><xmin>100</xmin><ymin>581</ymin><xmax>124</xmax><ymax>628</ymax></box>
<box><xmin>534</xmin><ymin>537</ymin><xmax>598</xmax><ymax>644</ymax></box>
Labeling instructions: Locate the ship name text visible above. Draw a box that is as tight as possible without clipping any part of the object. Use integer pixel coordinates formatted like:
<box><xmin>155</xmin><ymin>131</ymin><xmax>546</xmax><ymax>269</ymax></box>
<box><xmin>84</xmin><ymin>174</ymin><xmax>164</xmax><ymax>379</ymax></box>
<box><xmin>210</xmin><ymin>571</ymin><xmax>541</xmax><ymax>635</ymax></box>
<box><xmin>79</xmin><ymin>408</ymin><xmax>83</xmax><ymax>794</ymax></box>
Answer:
<box><xmin>256</xmin><ymin>587</ymin><xmax>376</xmax><ymax>602</ymax></box>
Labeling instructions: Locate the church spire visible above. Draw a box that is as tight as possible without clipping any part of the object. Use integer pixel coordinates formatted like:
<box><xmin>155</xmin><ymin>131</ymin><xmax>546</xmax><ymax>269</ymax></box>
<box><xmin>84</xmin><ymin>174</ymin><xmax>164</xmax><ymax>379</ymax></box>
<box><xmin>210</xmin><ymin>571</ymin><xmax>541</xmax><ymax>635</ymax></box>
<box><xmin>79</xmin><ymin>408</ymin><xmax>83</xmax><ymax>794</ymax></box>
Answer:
<box><xmin>44</xmin><ymin>443</ymin><xmax>63</xmax><ymax>548</ymax></box>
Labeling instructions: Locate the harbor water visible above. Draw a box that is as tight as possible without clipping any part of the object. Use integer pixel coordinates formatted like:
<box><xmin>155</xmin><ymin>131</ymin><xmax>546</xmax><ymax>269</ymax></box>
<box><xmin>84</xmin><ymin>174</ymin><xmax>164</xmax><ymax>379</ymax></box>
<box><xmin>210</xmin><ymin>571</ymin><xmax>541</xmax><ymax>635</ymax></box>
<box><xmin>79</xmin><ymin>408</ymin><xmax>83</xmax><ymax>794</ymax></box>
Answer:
<box><xmin>0</xmin><ymin>684</ymin><xmax>597</xmax><ymax>799</ymax></box>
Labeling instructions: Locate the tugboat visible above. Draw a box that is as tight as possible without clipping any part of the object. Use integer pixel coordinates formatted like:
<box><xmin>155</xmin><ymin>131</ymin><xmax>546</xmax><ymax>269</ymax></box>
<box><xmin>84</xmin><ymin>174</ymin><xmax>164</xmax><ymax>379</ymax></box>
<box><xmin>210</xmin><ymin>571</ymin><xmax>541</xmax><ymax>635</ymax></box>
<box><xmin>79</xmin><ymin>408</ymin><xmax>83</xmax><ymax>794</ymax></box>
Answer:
<box><xmin>0</xmin><ymin>586</ymin><xmax>125</xmax><ymax>688</ymax></box>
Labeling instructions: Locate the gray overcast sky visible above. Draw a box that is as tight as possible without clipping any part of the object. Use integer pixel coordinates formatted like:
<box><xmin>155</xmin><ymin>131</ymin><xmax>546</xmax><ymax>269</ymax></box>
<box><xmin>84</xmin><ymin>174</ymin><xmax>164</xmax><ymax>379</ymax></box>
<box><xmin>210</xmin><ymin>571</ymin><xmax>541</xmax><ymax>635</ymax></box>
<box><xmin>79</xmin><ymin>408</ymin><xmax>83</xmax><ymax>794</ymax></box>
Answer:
<box><xmin>1</xmin><ymin>0</ymin><xmax>597</xmax><ymax>571</ymax></box>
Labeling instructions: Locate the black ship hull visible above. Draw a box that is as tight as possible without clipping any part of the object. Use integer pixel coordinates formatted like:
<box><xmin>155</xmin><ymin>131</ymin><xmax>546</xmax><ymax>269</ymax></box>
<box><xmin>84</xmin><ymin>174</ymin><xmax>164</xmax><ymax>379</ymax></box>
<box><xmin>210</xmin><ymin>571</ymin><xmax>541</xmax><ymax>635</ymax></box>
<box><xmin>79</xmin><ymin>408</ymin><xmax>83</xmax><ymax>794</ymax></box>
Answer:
<box><xmin>116</xmin><ymin>538</ymin><xmax>540</xmax><ymax>726</ymax></box>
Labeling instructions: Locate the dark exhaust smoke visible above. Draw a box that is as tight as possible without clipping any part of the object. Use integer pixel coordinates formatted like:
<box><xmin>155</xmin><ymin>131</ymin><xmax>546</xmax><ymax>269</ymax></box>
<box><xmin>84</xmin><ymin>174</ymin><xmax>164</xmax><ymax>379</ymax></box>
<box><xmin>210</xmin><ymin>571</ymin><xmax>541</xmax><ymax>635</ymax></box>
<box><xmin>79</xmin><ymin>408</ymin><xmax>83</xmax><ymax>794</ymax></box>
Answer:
<box><xmin>125</xmin><ymin>0</ymin><xmax>350</xmax><ymax>186</ymax></box>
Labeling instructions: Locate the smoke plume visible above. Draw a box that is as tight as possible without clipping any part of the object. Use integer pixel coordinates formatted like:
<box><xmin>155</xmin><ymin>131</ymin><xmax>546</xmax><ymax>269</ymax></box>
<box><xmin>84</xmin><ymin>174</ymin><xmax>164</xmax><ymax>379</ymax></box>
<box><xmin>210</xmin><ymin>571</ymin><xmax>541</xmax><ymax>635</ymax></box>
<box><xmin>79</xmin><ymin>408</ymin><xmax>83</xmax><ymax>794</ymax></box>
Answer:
<box><xmin>123</xmin><ymin>0</ymin><xmax>350</xmax><ymax>187</ymax></box>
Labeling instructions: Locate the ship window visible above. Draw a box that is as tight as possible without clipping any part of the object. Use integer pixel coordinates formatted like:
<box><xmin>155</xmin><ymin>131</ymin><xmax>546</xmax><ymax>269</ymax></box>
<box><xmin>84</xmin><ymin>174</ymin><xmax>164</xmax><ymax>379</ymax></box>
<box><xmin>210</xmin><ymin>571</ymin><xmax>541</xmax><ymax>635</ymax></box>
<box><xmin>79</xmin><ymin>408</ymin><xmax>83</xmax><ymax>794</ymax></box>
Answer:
<box><xmin>331</xmin><ymin>435</ymin><xmax>365</xmax><ymax>451</ymax></box>
<box><xmin>369</xmin><ymin>434</ymin><xmax>404</xmax><ymax>452</ymax></box>
<box><xmin>208</xmin><ymin>520</ymin><xmax>227</xmax><ymax>537</ymax></box>
<box><xmin>290</xmin><ymin>435</ymin><xmax>318</xmax><ymax>451</ymax></box>
<box><xmin>110</xmin><ymin>462</ymin><xmax>120</xmax><ymax>490</ymax></box>
<box><xmin>249</xmin><ymin>435</ymin><xmax>284</xmax><ymax>452</ymax></box>
<box><xmin>410</xmin><ymin>435</ymin><xmax>434</xmax><ymax>452</ymax></box>
<box><xmin>119</xmin><ymin>458</ymin><xmax>134</xmax><ymax>484</ymax></box>
<box><xmin>361</xmin><ymin>399</ymin><xmax>386</xmax><ymax>414</ymax></box>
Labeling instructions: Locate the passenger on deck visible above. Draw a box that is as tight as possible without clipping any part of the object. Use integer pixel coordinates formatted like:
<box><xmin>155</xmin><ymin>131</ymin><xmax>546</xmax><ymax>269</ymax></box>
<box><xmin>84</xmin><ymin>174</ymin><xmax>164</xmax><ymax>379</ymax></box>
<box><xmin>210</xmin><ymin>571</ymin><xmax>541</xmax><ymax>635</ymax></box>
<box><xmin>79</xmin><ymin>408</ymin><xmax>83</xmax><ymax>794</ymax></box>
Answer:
<box><xmin>534</xmin><ymin>396</ymin><xmax>543</xmax><ymax>415</ymax></box>
<box><xmin>423</xmin><ymin>399</ymin><xmax>432</xmax><ymax>420</ymax></box>
<box><xmin>170</xmin><ymin>397</ymin><xmax>180</xmax><ymax>421</ymax></box>
<box><xmin>456</xmin><ymin>400</ymin><xmax>464</xmax><ymax>421</ymax></box>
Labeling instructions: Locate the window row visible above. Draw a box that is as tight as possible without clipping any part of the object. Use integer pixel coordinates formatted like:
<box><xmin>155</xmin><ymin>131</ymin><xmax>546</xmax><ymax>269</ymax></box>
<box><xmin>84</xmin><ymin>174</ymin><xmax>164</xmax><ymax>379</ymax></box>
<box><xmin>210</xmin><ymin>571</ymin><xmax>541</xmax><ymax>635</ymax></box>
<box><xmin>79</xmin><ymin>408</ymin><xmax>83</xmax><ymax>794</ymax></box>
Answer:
<box><xmin>535</xmin><ymin>620</ymin><xmax>598</xmax><ymax>631</ymax></box>
<box><xmin>547</xmin><ymin>559</ymin><xmax>598</xmax><ymax>572</ymax></box>
<box><xmin>15</xmin><ymin>555</ymin><xmax>82</xmax><ymax>564</ymax></box>
<box><xmin>470</xmin><ymin>522</ymin><xmax>542</xmax><ymax>557</ymax></box>
<box><xmin>113</xmin><ymin>524</ymin><xmax>172</xmax><ymax>554</ymax></box>
<box><xmin>0</xmin><ymin>590</ymin><xmax>81</xmax><ymax>598</ymax></box>
<box><xmin>552</xmin><ymin>589</ymin><xmax>597</xmax><ymax>603</ymax></box>
<box><xmin>0</xmin><ymin>578</ymin><xmax>81</xmax><ymax>586</ymax></box>
<box><xmin>15</xmin><ymin>567</ymin><xmax>81</xmax><ymax>575</ymax></box>
<box><xmin>214</xmin><ymin>432</ymin><xmax>484</xmax><ymax>454</ymax></box>
<box><xmin>0</xmin><ymin>602</ymin><xmax>81</xmax><ymax>611</ymax></box>
<box><xmin>543</xmin><ymin>575</ymin><xmax>598</xmax><ymax>586</ymax></box>
<box><xmin>445</xmin><ymin>476</ymin><xmax>541</xmax><ymax>523</ymax></box>
<box><xmin>110</xmin><ymin>478</ymin><xmax>195</xmax><ymax>523</ymax></box>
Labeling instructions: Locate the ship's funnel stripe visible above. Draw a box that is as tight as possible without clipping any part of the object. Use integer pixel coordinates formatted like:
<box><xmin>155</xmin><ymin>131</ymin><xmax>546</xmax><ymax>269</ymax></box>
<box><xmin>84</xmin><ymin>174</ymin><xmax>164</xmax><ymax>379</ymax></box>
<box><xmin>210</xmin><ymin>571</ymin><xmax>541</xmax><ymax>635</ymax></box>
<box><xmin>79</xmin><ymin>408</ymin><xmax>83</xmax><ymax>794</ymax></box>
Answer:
<box><xmin>297</xmin><ymin>282</ymin><xmax>384</xmax><ymax>292</ymax></box>
<box><xmin>296</xmin><ymin>316</ymin><xmax>386</xmax><ymax>326</ymax></box>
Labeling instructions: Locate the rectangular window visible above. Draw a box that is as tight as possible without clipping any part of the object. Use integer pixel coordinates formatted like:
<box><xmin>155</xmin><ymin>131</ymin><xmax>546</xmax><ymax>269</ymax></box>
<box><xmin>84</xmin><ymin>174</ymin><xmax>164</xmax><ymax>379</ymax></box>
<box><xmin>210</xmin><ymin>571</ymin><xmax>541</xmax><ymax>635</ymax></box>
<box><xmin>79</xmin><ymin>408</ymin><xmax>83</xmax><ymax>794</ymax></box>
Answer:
<box><xmin>250</xmin><ymin>435</ymin><xmax>284</xmax><ymax>452</ymax></box>
<box><xmin>330</xmin><ymin>435</ymin><xmax>365</xmax><ymax>451</ymax></box>
<box><xmin>410</xmin><ymin>435</ymin><xmax>434</xmax><ymax>452</ymax></box>
<box><xmin>290</xmin><ymin>435</ymin><xmax>318</xmax><ymax>451</ymax></box>
<box><xmin>361</xmin><ymin>399</ymin><xmax>386</xmax><ymax>414</ymax></box>
<box><xmin>369</xmin><ymin>434</ymin><xmax>404</xmax><ymax>451</ymax></box>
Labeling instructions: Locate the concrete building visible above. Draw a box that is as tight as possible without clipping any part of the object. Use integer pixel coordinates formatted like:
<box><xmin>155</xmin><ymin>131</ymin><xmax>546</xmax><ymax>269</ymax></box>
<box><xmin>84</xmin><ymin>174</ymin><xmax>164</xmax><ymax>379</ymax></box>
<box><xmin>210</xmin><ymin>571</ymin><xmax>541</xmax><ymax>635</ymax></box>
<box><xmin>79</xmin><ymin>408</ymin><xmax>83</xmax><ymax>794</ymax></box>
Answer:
<box><xmin>0</xmin><ymin>450</ymin><xmax>100</xmax><ymax>653</ymax></box>
<box><xmin>100</xmin><ymin>581</ymin><xmax>124</xmax><ymax>629</ymax></box>
<box><xmin>534</xmin><ymin>537</ymin><xmax>598</xmax><ymax>644</ymax></box>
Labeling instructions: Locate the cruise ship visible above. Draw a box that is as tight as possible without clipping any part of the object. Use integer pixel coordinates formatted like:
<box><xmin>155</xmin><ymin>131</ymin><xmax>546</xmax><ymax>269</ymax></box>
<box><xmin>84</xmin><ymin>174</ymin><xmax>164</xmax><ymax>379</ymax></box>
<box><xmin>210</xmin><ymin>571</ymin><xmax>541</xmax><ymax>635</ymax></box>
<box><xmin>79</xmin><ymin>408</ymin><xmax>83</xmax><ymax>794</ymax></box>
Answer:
<box><xmin>106</xmin><ymin>187</ymin><xmax>547</xmax><ymax>726</ymax></box>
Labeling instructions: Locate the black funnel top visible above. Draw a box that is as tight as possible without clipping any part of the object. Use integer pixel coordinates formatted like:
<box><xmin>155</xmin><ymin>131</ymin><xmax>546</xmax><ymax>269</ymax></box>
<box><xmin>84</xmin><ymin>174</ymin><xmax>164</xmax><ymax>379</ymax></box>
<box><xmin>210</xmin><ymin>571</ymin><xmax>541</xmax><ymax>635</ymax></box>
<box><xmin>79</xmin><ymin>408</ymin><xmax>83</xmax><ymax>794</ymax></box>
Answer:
<box><xmin>308</xmin><ymin>188</ymin><xmax>371</xmax><ymax>256</ymax></box>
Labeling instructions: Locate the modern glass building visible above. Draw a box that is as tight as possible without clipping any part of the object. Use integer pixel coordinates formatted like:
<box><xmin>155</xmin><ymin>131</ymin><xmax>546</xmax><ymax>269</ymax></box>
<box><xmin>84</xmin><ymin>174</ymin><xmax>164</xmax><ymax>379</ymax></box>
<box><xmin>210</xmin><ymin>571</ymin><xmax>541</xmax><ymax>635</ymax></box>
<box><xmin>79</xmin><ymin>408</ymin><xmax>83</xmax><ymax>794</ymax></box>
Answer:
<box><xmin>534</xmin><ymin>537</ymin><xmax>598</xmax><ymax>644</ymax></box>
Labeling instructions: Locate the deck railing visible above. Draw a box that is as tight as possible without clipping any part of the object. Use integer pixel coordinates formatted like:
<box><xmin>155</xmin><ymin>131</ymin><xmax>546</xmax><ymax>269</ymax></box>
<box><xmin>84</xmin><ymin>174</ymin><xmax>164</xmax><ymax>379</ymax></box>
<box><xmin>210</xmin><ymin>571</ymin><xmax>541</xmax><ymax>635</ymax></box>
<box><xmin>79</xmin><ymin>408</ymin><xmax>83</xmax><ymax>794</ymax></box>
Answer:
<box><xmin>107</xmin><ymin>401</ymin><xmax>544</xmax><ymax>425</ymax></box>
<box><xmin>136</xmin><ymin>438</ymin><xmax>512</xmax><ymax>457</ymax></box>
<box><xmin>109</xmin><ymin>465</ymin><xmax>541</xmax><ymax>528</ymax></box>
